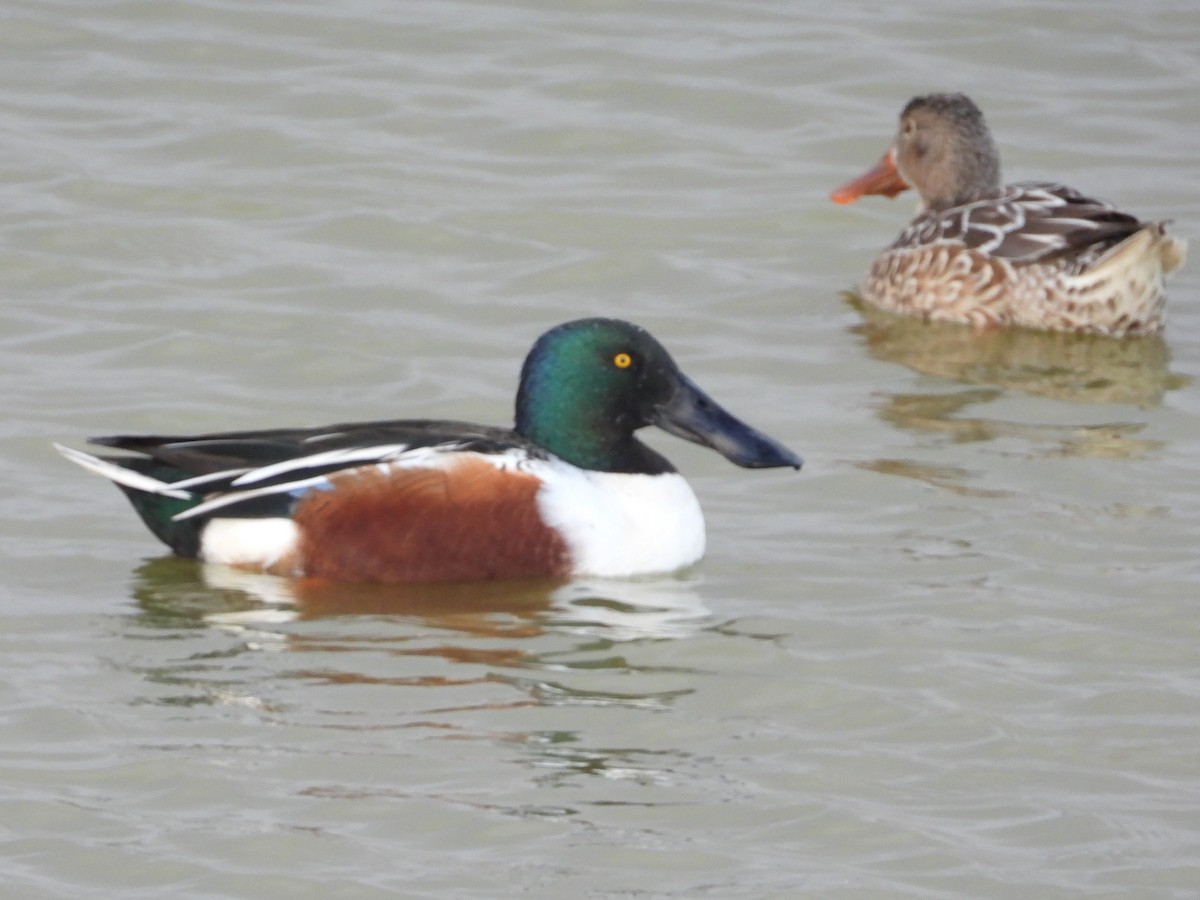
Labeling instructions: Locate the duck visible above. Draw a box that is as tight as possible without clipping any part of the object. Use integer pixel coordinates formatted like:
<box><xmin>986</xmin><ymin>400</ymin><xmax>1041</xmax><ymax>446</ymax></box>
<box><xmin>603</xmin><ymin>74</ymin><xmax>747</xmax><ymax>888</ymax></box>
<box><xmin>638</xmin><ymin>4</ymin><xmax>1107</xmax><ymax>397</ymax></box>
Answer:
<box><xmin>56</xmin><ymin>317</ymin><xmax>802</xmax><ymax>584</ymax></box>
<box><xmin>831</xmin><ymin>92</ymin><xmax>1186</xmax><ymax>336</ymax></box>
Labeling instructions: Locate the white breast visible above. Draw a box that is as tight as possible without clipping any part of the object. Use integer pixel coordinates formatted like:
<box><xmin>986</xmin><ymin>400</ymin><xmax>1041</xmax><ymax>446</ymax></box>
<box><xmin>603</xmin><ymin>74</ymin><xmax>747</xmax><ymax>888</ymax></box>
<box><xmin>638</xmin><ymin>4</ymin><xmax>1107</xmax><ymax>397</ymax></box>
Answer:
<box><xmin>533</xmin><ymin>462</ymin><xmax>706</xmax><ymax>578</ymax></box>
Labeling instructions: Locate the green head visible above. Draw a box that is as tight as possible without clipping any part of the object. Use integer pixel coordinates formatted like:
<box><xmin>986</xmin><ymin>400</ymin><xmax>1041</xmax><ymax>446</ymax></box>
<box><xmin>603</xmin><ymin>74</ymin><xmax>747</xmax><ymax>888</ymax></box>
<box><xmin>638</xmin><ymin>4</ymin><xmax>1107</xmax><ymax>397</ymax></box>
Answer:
<box><xmin>514</xmin><ymin>318</ymin><xmax>802</xmax><ymax>474</ymax></box>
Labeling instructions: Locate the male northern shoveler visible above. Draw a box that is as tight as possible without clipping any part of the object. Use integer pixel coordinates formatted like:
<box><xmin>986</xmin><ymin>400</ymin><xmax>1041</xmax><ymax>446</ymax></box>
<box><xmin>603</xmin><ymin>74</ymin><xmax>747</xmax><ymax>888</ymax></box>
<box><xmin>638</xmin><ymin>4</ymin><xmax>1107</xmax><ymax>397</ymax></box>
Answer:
<box><xmin>831</xmin><ymin>92</ymin><xmax>1186</xmax><ymax>337</ymax></box>
<box><xmin>57</xmin><ymin>317</ymin><xmax>802</xmax><ymax>584</ymax></box>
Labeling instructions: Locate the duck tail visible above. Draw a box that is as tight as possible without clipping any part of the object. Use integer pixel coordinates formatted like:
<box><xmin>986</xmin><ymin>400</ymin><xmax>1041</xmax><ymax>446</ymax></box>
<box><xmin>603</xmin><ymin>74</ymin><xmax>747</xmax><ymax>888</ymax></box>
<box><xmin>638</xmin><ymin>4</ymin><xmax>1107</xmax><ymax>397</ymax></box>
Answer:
<box><xmin>54</xmin><ymin>444</ymin><xmax>205</xmax><ymax>556</ymax></box>
<box><xmin>1154</xmin><ymin>225</ymin><xmax>1187</xmax><ymax>276</ymax></box>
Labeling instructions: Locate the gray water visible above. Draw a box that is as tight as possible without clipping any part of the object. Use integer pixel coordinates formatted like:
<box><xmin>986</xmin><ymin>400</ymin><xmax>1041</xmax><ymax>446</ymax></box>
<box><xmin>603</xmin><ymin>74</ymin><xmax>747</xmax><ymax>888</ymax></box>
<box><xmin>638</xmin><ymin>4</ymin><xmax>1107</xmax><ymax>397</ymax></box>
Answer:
<box><xmin>4</xmin><ymin>1</ymin><xmax>1200</xmax><ymax>897</ymax></box>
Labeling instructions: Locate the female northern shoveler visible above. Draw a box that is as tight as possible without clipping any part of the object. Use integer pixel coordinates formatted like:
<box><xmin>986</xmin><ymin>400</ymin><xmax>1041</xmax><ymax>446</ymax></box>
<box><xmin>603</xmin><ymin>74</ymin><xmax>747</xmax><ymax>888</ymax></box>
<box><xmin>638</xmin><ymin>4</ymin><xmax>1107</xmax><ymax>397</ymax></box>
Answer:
<box><xmin>57</xmin><ymin>317</ymin><xmax>802</xmax><ymax>584</ymax></box>
<box><xmin>831</xmin><ymin>92</ymin><xmax>1186</xmax><ymax>336</ymax></box>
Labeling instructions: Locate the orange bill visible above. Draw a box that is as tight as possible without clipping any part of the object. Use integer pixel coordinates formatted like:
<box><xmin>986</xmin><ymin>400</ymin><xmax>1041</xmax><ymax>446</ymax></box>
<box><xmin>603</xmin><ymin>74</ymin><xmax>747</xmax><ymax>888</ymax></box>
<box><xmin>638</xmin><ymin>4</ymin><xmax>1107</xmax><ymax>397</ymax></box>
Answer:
<box><xmin>830</xmin><ymin>148</ymin><xmax>910</xmax><ymax>204</ymax></box>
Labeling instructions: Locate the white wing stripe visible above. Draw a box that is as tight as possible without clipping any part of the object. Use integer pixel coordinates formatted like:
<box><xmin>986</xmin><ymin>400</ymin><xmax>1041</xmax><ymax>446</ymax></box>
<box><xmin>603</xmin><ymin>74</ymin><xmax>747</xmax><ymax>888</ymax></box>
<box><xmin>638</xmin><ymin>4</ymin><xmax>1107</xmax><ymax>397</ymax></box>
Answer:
<box><xmin>173</xmin><ymin>474</ymin><xmax>333</xmax><ymax>521</ymax></box>
<box><xmin>54</xmin><ymin>444</ymin><xmax>193</xmax><ymax>500</ymax></box>
<box><xmin>168</xmin><ymin>469</ymin><xmax>255</xmax><ymax>491</ymax></box>
<box><xmin>230</xmin><ymin>444</ymin><xmax>417</xmax><ymax>487</ymax></box>
<box><xmin>180</xmin><ymin>445</ymin><xmax>518</xmax><ymax>520</ymax></box>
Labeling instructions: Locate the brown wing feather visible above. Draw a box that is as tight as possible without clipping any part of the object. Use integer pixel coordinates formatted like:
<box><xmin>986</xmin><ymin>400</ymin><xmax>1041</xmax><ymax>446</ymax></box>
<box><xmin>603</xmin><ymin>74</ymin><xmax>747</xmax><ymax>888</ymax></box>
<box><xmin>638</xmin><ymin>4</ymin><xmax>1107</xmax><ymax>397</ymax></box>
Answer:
<box><xmin>894</xmin><ymin>182</ymin><xmax>1147</xmax><ymax>265</ymax></box>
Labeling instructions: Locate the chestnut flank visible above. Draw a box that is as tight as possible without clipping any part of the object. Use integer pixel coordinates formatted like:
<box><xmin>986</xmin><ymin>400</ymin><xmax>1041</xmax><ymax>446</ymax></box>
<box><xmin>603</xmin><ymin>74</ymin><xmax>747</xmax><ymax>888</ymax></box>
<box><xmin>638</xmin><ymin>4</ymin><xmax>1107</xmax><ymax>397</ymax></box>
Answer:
<box><xmin>288</xmin><ymin>458</ymin><xmax>572</xmax><ymax>583</ymax></box>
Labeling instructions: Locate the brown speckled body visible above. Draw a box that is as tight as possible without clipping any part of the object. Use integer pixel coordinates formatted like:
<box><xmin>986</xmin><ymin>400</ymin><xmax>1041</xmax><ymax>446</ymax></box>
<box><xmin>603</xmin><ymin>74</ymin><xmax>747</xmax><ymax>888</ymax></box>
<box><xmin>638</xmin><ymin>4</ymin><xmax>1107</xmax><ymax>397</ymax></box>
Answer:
<box><xmin>834</xmin><ymin>94</ymin><xmax>1186</xmax><ymax>337</ymax></box>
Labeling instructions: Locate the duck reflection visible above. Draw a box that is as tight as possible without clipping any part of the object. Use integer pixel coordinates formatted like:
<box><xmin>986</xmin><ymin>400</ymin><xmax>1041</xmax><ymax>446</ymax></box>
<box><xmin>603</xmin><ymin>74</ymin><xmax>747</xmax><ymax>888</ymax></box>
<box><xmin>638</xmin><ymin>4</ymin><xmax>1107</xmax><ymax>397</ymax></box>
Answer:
<box><xmin>131</xmin><ymin>561</ymin><xmax>710</xmax><ymax>672</ymax></box>
<box><xmin>193</xmin><ymin>563</ymin><xmax>713</xmax><ymax>641</ymax></box>
<box><xmin>850</xmin><ymin>293</ymin><xmax>1184</xmax><ymax>407</ymax></box>
<box><xmin>126</xmin><ymin>559</ymin><xmax>710</xmax><ymax>802</ymax></box>
<box><xmin>848</xmin><ymin>293</ymin><xmax>1186</xmax><ymax>462</ymax></box>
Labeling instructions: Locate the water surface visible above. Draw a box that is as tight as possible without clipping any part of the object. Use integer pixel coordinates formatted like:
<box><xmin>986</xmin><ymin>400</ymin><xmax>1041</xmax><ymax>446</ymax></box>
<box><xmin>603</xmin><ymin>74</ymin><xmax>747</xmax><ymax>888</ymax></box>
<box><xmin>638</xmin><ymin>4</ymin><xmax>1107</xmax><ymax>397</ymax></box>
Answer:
<box><xmin>3</xmin><ymin>1</ymin><xmax>1200</xmax><ymax>897</ymax></box>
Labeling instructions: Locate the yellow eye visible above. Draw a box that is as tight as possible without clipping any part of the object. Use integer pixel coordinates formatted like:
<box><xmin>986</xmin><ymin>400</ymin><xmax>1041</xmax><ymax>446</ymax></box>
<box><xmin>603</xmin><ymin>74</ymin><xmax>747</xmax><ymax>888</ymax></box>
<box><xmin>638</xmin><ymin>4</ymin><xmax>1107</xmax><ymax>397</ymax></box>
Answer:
<box><xmin>613</xmin><ymin>352</ymin><xmax>633</xmax><ymax>369</ymax></box>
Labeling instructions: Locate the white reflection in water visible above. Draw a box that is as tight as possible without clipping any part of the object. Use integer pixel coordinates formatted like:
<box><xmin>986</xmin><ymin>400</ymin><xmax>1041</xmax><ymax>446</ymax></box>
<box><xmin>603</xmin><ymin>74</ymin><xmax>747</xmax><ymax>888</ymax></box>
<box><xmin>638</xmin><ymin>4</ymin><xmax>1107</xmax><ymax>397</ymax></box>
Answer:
<box><xmin>199</xmin><ymin>562</ymin><xmax>712</xmax><ymax>643</ymax></box>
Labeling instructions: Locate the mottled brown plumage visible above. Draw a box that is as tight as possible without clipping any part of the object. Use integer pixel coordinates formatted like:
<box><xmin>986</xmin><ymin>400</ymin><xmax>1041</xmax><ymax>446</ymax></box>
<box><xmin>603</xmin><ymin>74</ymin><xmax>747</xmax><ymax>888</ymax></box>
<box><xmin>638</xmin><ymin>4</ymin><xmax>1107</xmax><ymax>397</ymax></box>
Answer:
<box><xmin>832</xmin><ymin>93</ymin><xmax>1186</xmax><ymax>336</ymax></box>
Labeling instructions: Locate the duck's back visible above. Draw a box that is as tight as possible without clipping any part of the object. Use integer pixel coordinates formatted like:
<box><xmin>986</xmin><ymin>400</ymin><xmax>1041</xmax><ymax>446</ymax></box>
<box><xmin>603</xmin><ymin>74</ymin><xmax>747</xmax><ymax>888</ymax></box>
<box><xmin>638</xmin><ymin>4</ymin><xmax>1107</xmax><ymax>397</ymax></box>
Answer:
<box><xmin>868</xmin><ymin>182</ymin><xmax>1185</xmax><ymax>335</ymax></box>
